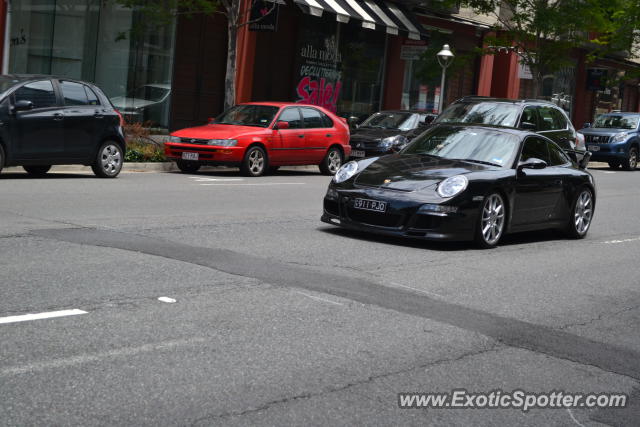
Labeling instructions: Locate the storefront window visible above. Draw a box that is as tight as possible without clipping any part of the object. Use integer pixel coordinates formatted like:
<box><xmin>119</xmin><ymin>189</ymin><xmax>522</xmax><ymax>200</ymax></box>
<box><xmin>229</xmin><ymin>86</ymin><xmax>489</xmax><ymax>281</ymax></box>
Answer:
<box><xmin>8</xmin><ymin>0</ymin><xmax>176</xmax><ymax>129</ymax></box>
<box><xmin>293</xmin><ymin>14</ymin><xmax>385</xmax><ymax>121</ymax></box>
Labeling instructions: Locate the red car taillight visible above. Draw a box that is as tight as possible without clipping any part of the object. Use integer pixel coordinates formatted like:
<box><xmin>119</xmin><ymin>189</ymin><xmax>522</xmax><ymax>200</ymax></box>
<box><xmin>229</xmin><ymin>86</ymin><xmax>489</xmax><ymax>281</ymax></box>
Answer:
<box><xmin>115</xmin><ymin>109</ymin><xmax>125</xmax><ymax>128</ymax></box>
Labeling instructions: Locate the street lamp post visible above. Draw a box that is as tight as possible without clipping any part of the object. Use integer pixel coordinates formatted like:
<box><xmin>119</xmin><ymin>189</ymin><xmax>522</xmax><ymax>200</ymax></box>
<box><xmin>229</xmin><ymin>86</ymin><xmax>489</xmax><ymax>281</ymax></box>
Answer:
<box><xmin>436</xmin><ymin>44</ymin><xmax>454</xmax><ymax>114</ymax></box>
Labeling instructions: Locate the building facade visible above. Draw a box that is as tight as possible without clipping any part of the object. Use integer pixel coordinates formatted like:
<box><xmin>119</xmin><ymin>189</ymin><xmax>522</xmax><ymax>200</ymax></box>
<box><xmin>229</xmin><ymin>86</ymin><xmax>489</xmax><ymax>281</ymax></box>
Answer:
<box><xmin>0</xmin><ymin>0</ymin><xmax>637</xmax><ymax>133</ymax></box>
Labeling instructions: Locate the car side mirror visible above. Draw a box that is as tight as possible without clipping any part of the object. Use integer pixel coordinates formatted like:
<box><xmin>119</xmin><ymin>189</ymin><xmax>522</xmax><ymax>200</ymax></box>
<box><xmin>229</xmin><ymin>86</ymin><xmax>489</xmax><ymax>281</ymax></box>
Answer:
<box><xmin>578</xmin><ymin>151</ymin><xmax>592</xmax><ymax>169</ymax></box>
<box><xmin>517</xmin><ymin>158</ymin><xmax>547</xmax><ymax>172</ymax></box>
<box><xmin>13</xmin><ymin>100</ymin><xmax>33</xmax><ymax>113</ymax></box>
<box><xmin>348</xmin><ymin>116</ymin><xmax>360</xmax><ymax>129</ymax></box>
<box><xmin>520</xmin><ymin>121</ymin><xmax>537</xmax><ymax>131</ymax></box>
<box><xmin>274</xmin><ymin>121</ymin><xmax>289</xmax><ymax>130</ymax></box>
<box><xmin>582</xmin><ymin>122</ymin><xmax>591</xmax><ymax>129</ymax></box>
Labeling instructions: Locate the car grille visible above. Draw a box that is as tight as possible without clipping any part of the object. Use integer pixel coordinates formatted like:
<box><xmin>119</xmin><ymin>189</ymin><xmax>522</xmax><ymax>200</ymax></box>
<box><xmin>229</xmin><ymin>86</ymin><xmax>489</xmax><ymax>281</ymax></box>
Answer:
<box><xmin>324</xmin><ymin>199</ymin><xmax>339</xmax><ymax>216</ymax></box>
<box><xmin>346</xmin><ymin>207</ymin><xmax>403</xmax><ymax>228</ymax></box>
<box><xmin>411</xmin><ymin>215</ymin><xmax>441</xmax><ymax>230</ymax></box>
<box><xmin>584</xmin><ymin>134</ymin><xmax>610</xmax><ymax>144</ymax></box>
<box><xmin>350</xmin><ymin>138</ymin><xmax>381</xmax><ymax>150</ymax></box>
<box><xmin>180</xmin><ymin>138</ymin><xmax>209</xmax><ymax>145</ymax></box>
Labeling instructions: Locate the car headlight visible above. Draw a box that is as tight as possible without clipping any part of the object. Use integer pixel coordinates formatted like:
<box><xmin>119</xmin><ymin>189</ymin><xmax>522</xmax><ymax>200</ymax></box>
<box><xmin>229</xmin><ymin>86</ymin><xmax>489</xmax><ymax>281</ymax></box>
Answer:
<box><xmin>208</xmin><ymin>139</ymin><xmax>238</xmax><ymax>146</ymax></box>
<box><xmin>333</xmin><ymin>161</ymin><xmax>359</xmax><ymax>183</ymax></box>
<box><xmin>612</xmin><ymin>132</ymin><xmax>629</xmax><ymax>143</ymax></box>
<box><xmin>168</xmin><ymin>135</ymin><xmax>181</xmax><ymax>143</ymax></box>
<box><xmin>437</xmin><ymin>175</ymin><xmax>468</xmax><ymax>198</ymax></box>
<box><xmin>380</xmin><ymin>135</ymin><xmax>408</xmax><ymax>150</ymax></box>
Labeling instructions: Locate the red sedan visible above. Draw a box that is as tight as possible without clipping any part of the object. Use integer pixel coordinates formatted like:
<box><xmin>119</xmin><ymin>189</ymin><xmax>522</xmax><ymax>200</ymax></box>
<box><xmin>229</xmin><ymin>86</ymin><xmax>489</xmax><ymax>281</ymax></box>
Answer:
<box><xmin>165</xmin><ymin>102</ymin><xmax>351</xmax><ymax>176</ymax></box>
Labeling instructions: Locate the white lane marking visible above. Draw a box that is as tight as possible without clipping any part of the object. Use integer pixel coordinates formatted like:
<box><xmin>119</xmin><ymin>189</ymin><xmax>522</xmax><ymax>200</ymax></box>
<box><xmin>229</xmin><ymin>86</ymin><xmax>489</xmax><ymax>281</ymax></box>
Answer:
<box><xmin>389</xmin><ymin>282</ymin><xmax>445</xmax><ymax>299</ymax></box>
<box><xmin>603</xmin><ymin>236</ymin><xmax>640</xmax><ymax>244</ymax></box>
<box><xmin>158</xmin><ymin>297</ymin><xmax>177</xmax><ymax>303</ymax></box>
<box><xmin>199</xmin><ymin>183</ymin><xmax>306</xmax><ymax>186</ymax></box>
<box><xmin>295</xmin><ymin>291</ymin><xmax>344</xmax><ymax>306</ymax></box>
<box><xmin>566</xmin><ymin>409</ymin><xmax>586</xmax><ymax>427</ymax></box>
<box><xmin>192</xmin><ymin>178</ymin><xmax>244</xmax><ymax>182</ymax></box>
<box><xmin>603</xmin><ymin>171</ymin><xmax>616</xmax><ymax>174</ymax></box>
<box><xmin>0</xmin><ymin>309</ymin><xmax>87</xmax><ymax>325</ymax></box>
<box><xmin>0</xmin><ymin>338</ymin><xmax>207</xmax><ymax>377</ymax></box>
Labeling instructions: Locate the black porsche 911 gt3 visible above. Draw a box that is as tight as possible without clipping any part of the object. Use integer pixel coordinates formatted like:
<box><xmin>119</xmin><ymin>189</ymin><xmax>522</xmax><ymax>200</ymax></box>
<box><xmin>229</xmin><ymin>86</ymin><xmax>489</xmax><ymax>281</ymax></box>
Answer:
<box><xmin>321</xmin><ymin>124</ymin><xmax>595</xmax><ymax>248</ymax></box>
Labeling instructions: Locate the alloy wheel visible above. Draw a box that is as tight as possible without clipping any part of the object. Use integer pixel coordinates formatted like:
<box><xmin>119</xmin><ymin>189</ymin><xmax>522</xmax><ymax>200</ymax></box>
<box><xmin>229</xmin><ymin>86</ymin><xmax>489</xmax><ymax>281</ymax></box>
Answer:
<box><xmin>481</xmin><ymin>194</ymin><xmax>505</xmax><ymax>245</ymax></box>
<box><xmin>574</xmin><ymin>190</ymin><xmax>593</xmax><ymax>235</ymax></box>
<box><xmin>629</xmin><ymin>149</ymin><xmax>638</xmax><ymax>169</ymax></box>
<box><xmin>248</xmin><ymin>149</ymin><xmax>264</xmax><ymax>175</ymax></box>
<box><xmin>101</xmin><ymin>144</ymin><xmax>122</xmax><ymax>175</ymax></box>
<box><xmin>327</xmin><ymin>150</ymin><xmax>342</xmax><ymax>174</ymax></box>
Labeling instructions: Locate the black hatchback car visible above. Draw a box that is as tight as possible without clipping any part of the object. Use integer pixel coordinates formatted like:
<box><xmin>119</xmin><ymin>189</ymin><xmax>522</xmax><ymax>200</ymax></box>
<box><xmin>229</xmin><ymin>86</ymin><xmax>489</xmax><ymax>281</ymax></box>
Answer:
<box><xmin>435</xmin><ymin>96</ymin><xmax>586</xmax><ymax>162</ymax></box>
<box><xmin>0</xmin><ymin>75</ymin><xmax>125</xmax><ymax>177</ymax></box>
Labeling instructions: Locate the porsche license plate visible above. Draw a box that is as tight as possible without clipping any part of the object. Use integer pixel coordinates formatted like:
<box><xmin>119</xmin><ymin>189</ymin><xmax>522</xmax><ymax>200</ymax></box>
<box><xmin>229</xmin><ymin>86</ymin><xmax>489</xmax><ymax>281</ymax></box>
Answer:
<box><xmin>351</xmin><ymin>150</ymin><xmax>366</xmax><ymax>158</ymax></box>
<box><xmin>182</xmin><ymin>152</ymin><xmax>199</xmax><ymax>160</ymax></box>
<box><xmin>588</xmin><ymin>145</ymin><xmax>600</xmax><ymax>152</ymax></box>
<box><xmin>354</xmin><ymin>198</ymin><xmax>387</xmax><ymax>212</ymax></box>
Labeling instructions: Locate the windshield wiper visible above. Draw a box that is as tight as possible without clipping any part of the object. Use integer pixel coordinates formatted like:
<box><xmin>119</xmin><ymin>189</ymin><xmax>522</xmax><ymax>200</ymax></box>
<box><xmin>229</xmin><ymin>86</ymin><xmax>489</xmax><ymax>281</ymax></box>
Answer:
<box><xmin>452</xmin><ymin>158</ymin><xmax>501</xmax><ymax>167</ymax></box>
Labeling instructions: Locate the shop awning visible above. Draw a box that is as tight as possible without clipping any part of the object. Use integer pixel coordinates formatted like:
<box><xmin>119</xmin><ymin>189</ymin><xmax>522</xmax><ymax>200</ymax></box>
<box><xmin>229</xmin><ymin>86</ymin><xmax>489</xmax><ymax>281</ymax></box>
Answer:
<box><xmin>293</xmin><ymin>0</ymin><xmax>427</xmax><ymax>40</ymax></box>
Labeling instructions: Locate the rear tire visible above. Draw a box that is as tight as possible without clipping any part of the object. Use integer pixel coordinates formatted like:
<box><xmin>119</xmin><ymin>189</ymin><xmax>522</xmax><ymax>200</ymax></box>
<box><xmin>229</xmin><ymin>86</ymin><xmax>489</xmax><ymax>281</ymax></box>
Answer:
<box><xmin>474</xmin><ymin>193</ymin><xmax>506</xmax><ymax>249</ymax></box>
<box><xmin>92</xmin><ymin>141</ymin><xmax>123</xmax><ymax>178</ymax></box>
<box><xmin>319</xmin><ymin>147</ymin><xmax>343</xmax><ymax>175</ymax></box>
<box><xmin>176</xmin><ymin>159</ymin><xmax>201</xmax><ymax>173</ymax></box>
<box><xmin>621</xmin><ymin>147</ymin><xmax>638</xmax><ymax>171</ymax></box>
<box><xmin>241</xmin><ymin>146</ymin><xmax>267</xmax><ymax>177</ymax></box>
<box><xmin>566</xmin><ymin>188</ymin><xmax>594</xmax><ymax>239</ymax></box>
<box><xmin>608</xmin><ymin>161</ymin><xmax>620</xmax><ymax>169</ymax></box>
<box><xmin>23</xmin><ymin>165</ymin><xmax>51</xmax><ymax>176</ymax></box>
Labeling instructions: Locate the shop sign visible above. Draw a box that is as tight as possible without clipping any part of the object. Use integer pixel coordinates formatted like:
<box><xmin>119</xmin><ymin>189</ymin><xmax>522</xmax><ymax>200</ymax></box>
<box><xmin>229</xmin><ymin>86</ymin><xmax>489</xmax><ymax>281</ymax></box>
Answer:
<box><xmin>400</xmin><ymin>39</ymin><xmax>428</xmax><ymax>61</ymax></box>
<box><xmin>295</xmin><ymin>35</ymin><xmax>342</xmax><ymax>112</ymax></box>
<box><xmin>518</xmin><ymin>60</ymin><xmax>532</xmax><ymax>79</ymax></box>
<box><xmin>586</xmin><ymin>68</ymin><xmax>608</xmax><ymax>91</ymax></box>
<box><xmin>249</xmin><ymin>0</ymin><xmax>279</xmax><ymax>32</ymax></box>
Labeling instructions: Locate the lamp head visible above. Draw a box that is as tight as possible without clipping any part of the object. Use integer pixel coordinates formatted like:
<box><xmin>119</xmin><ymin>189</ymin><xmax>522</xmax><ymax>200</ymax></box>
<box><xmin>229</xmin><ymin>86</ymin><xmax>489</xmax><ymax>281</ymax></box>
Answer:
<box><xmin>437</xmin><ymin>44</ymin><xmax>454</xmax><ymax>68</ymax></box>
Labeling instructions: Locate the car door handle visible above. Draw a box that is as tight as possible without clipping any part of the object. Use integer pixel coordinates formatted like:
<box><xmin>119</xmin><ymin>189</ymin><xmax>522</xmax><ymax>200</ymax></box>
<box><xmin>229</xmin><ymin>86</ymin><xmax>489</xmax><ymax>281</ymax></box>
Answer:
<box><xmin>326</xmin><ymin>133</ymin><xmax>332</xmax><ymax>137</ymax></box>
<box><xmin>298</xmin><ymin>134</ymin><xmax>305</xmax><ymax>138</ymax></box>
<box><xmin>554</xmin><ymin>179</ymin><xmax>563</xmax><ymax>185</ymax></box>
<box><xmin>53</xmin><ymin>113</ymin><xmax>64</xmax><ymax>121</ymax></box>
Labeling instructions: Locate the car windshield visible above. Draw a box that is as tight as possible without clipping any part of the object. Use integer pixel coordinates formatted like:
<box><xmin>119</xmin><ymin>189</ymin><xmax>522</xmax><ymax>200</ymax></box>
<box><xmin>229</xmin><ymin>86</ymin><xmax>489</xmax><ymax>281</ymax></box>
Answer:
<box><xmin>402</xmin><ymin>126</ymin><xmax>520</xmax><ymax>168</ymax></box>
<box><xmin>360</xmin><ymin>112</ymin><xmax>416</xmax><ymax>131</ymax></box>
<box><xmin>213</xmin><ymin>105</ymin><xmax>279</xmax><ymax>127</ymax></box>
<box><xmin>592</xmin><ymin>114</ymin><xmax>640</xmax><ymax>129</ymax></box>
<box><xmin>131</xmin><ymin>85</ymin><xmax>169</xmax><ymax>102</ymax></box>
<box><xmin>435</xmin><ymin>102</ymin><xmax>521</xmax><ymax>127</ymax></box>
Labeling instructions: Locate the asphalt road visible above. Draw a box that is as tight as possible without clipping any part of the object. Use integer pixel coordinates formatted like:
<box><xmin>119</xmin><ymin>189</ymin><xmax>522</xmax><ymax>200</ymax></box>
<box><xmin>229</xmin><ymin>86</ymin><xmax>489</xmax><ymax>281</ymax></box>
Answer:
<box><xmin>1</xmin><ymin>164</ymin><xmax>639</xmax><ymax>426</ymax></box>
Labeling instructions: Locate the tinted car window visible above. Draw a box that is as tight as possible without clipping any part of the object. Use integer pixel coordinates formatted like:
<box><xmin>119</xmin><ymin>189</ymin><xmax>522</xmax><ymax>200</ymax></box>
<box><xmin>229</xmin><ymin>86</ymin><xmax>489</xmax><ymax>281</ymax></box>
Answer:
<box><xmin>537</xmin><ymin>107</ymin><xmax>562</xmax><ymax>131</ymax></box>
<box><xmin>547</xmin><ymin>141</ymin><xmax>570</xmax><ymax>166</ymax></box>
<box><xmin>277</xmin><ymin>108</ymin><xmax>303</xmax><ymax>129</ymax></box>
<box><xmin>14</xmin><ymin>80</ymin><xmax>57</xmax><ymax>109</ymax></box>
<box><xmin>301</xmin><ymin>107</ymin><xmax>325</xmax><ymax>128</ymax></box>
<box><xmin>60</xmin><ymin>81</ymin><xmax>89</xmax><ymax>106</ymax></box>
<box><xmin>520</xmin><ymin>106</ymin><xmax>538</xmax><ymax>129</ymax></box>
<box><xmin>520</xmin><ymin>137</ymin><xmax>550</xmax><ymax>163</ymax></box>
<box><xmin>84</xmin><ymin>85</ymin><xmax>100</xmax><ymax>106</ymax></box>
<box><xmin>549</xmin><ymin>108</ymin><xmax>568</xmax><ymax>130</ymax></box>
<box><xmin>321</xmin><ymin>112</ymin><xmax>333</xmax><ymax>128</ymax></box>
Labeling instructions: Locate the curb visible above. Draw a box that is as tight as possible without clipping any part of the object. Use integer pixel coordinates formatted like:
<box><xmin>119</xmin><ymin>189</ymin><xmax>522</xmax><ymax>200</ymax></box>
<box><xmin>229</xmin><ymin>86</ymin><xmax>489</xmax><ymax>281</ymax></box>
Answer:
<box><xmin>3</xmin><ymin>162</ymin><xmax>322</xmax><ymax>174</ymax></box>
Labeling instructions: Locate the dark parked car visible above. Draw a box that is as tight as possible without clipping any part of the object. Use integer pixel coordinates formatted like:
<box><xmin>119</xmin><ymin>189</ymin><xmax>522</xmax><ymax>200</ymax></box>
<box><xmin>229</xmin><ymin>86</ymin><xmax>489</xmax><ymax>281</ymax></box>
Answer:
<box><xmin>579</xmin><ymin>112</ymin><xmax>639</xmax><ymax>170</ymax></box>
<box><xmin>434</xmin><ymin>96</ymin><xmax>586</xmax><ymax>163</ymax></box>
<box><xmin>349</xmin><ymin>110</ymin><xmax>436</xmax><ymax>158</ymax></box>
<box><xmin>0</xmin><ymin>75</ymin><xmax>126</xmax><ymax>177</ymax></box>
<box><xmin>322</xmin><ymin>124</ymin><xmax>594</xmax><ymax>248</ymax></box>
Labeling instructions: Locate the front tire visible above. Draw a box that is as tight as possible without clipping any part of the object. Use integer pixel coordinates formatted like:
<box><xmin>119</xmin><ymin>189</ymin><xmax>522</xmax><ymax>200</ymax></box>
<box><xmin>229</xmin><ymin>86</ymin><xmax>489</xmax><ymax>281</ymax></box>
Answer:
<box><xmin>566</xmin><ymin>188</ymin><xmax>594</xmax><ymax>239</ymax></box>
<box><xmin>23</xmin><ymin>165</ymin><xmax>51</xmax><ymax>176</ymax></box>
<box><xmin>92</xmin><ymin>141</ymin><xmax>123</xmax><ymax>178</ymax></box>
<box><xmin>176</xmin><ymin>159</ymin><xmax>201</xmax><ymax>173</ymax></box>
<box><xmin>475</xmin><ymin>193</ymin><xmax>506</xmax><ymax>249</ymax></box>
<box><xmin>319</xmin><ymin>147</ymin><xmax>343</xmax><ymax>175</ymax></box>
<box><xmin>241</xmin><ymin>146</ymin><xmax>267</xmax><ymax>177</ymax></box>
<box><xmin>621</xmin><ymin>147</ymin><xmax>638</xmax><ymax>171</ymax></box>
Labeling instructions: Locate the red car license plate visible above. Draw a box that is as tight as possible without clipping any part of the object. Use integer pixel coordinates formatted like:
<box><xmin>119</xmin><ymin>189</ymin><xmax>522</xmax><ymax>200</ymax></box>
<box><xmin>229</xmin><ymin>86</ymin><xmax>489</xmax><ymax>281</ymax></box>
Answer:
<box><xmin>354</xmin><ymin>198</ymin><xmax>387</xmax><ymax>212</ymax></box>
